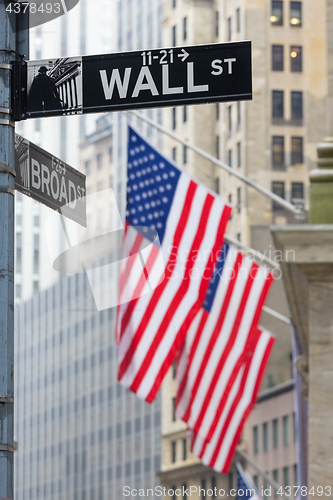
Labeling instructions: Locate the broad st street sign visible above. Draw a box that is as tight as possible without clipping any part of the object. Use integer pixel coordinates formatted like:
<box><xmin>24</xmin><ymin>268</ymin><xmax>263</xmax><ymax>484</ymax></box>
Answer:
<box><xmin>15</xmin><ymin>134</ymin><xmax>87</xmax><ymax>226</ymax></box>
<box><xmin>15</xmin><ymin>41</ymin><xmax>252</xmax><ymax>119</ymax></box>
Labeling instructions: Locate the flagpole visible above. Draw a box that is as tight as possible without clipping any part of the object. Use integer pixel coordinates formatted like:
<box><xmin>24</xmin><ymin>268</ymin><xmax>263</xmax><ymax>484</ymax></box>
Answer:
<box><xmin>236</xmin><ymin>447</ymin><xmax>293</xmax><ymax>500</ymax></box>
<box><xmin>129</xmin><ymin>111</ymin><xmax>301</xmax><ymax>215</ymax></box>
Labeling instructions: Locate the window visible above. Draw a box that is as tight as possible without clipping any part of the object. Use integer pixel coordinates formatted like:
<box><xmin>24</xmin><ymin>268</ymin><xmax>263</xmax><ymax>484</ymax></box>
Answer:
<box><xmin>216</xmin><ymin>136</ymin><xmax>220</xmax><ymax>159</ymax></box>
<box><xmin>183</xmin><ymin>483</ymin><xmax>187</xmax><ymax>499</ymax></box>
<box><xmin>183</xmin><ymin>17</ymin><xmax>187</xmax><ymax>40</ymax></box>
<box><xmin>108</xmin><ymin>147</ymin><xmax>113</xmax><ymax>162</ymax></box>
<box><xmin>97</xmin><ymin>154</ymin><xmax>103</xmax><ymax>170</ymax></box>
<box><xmin>172</xmin><ymin>0</ymin><xmax>176</xmax><ymax>8</ymax></box>
<box><xmin>172</xmin><ymin>486</ymin><xmax>177</xmax><ymax>500</ymax></box>
<box><xmin>236</xmin><ymin>8</ymin><xmax>240</xmax><ymax>32</ymax></box>
<box><xmin>253</xmin><ymin>475</ymin><xmax>259</xmax><ymax>491</ymax></box>
<box><xmin>215</xmin><ymin>11</ymin><xmax>219</xmax><ymax>37</ymax></box>
<box><xmin>201</xmin><ymin>479</ymin><xmax>206</xmax><ymax>499</ymax></box>
<box><xmin>291</xmin><ymin>137</ymin><xmax>303</xmax><ymax>164</ymax></box>
<box><xmin>253</xmin><ymin>426</ymin><xmax>259</xmax><ymax>454</ymax></box>
<box><xmin>292</xmin><ymin>182</ymin><xmax>304</xmax><ymax>201</ymax></box>
<box><xmin>228</xmin><ymin>149</ymin><xmax>232</xmax><ymax>168</ymax></box>
<box><xmin>172</xmin><ymin>26</ymin><xmax>176</xmax><ymax>47</ymax></box>
<box><xmin>272</xmin><ymin>90</ymin><xmax>284</xmax><ymax>118</ymax></box>
<box><xmin>211</xmin><ymin>477</ymin><xmax>216</xmax><ymax>497</ymax></box>
<box><xmin>290</xmin><ymin>46</ymin><xmax>302</xmax><ymax>72</ymax></box>
<box><xmin>283</xmin><ymin>416</ymin><xmax>289</xmax><ymax>445</ymax></box>
<box><xmin>182</xmin><ymin>438</ymin><xmax>187</xmax><ymax>460</ymax></box>
<box><xmin>228</xmin><ymin>17</ymin><xmax>232</xmax><ymax>41</ymax></box>
<box><xmin>172</xmin><ymin>397</ymin><xmax>176</xmax><ymax>421</ymax></box>
<box><xmin>228</xmin><ymin>105</ymin><xmax>232</xmax><ymax>131</ymax></box>
<box><xmin>291</xmin><ymin>91</ymin><xmax>303</xmax><ymax>119</ymax></box>
<box><xmin>272</xmin><ymin>136</ymin><xmax>285</xmax><ymax>167</ymax></box>
<box><xmin>183</xmin><ymin>106</ymin><xmax>187</xmax><ymax>122</ymax></box>
<box><xmin>237</xmin><ymin>142</ymin><xmax>241</xmax><ymax>168</ymax></box>
<box><xmin>273</xmin><ymin>418</ymin><xmax>279</xmax><ymax>447</ymax></box>
<box><xmin>290</xmin><ymin>1</ymin><xmax>302</xmax><ymax>26</ymax></box>
<box><xmin>272</xmin><ymin>45</ymin><xmax>284</xmax><ymax>71</ymax></box>
<box><xmin>216</xmin><ymin>103</ymin><xmax>219</xmax><ymax>120</ymax></box>
<box><xmin>172</xmin><ymin>107</ymin><xmax>176</xmax><ymax>129</ymax></box>
<box><xmin>172</xmin><ymin>360</ymin><xmax>176</xmax><ymax>379</ymax></box>
<box><xmin>283</xmin><ymin>466</ymin><xmax>289</xmax><ymax>487</ymax></box>
<box><xmin>171</xmin><ymin>441</ymin><xmax>176</xmax><ymax>463</ymax></box>
<box><xmin>263</xmin><ymin>422</ymin><xmax>268</xmax><ymax>451</ymax></box>
<box><xmin>215</xmin><ymin>177</ymin><xmax>220</xmax><ymax>194</ymax></box>
<box><xmin>237</xmin><ymin>101</ymin><xmax>241</xmax><ymax>126</ymax></box>
<box><xmin>273</xmin><ymin>470</ymin><xmax>279</xmax><ymax>498</ymax></box>
<box><xmin>237</xmin><ymin>188</ymin><xmax>241</xmax><ymax>213</ymax></box>
<box><xmin>271</xmin><ymin>1</ymin><xmax>283</xmax><ymax>25</ymax></box>
<box><xmin>172</xmin><ymin>147</ymin><xmax>177</xmax><ymax>161</ymax></box>
<box><xmin>294</xmin><ymin>463</ymin><xmax>298</xmax><ymax>485</ymax></box>
<box><xmin>183</xmin><ymin>145</ymin><xmax>187</xmax><ymax>164</ymax></box>
<box><xmin>85</xmin><ymin>160</ymin><xmax>91</xmax><ymax>175</ymax></box>
<box><xmin>272</xmin><ymin>182</ymin><xmax>285</xmax><ymax>210</ymax></box>
<box><xmin>228</xmin><ymin>472</ymin><xmax>233</xmax><ymax>491</ymax></box>
<box><xmin>228</xmin><ymin>194</ymin><xmax>232</xmax><ymax>218</ymax></box>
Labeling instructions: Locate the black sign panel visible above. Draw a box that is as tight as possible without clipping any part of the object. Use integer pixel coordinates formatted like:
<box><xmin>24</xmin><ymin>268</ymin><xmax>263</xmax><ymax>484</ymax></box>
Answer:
<box><xmin>15</xmin><ymin>134</ymin><xmax>87</xmax><ymax>227</ymax></box>
<box><xmin>23</xmin><ymin>41</ymin><xmax>252</xmax><ymax>119</ymax></box>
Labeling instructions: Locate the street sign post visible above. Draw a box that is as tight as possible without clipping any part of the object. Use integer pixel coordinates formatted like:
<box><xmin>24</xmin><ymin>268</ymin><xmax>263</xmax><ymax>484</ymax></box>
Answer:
<box><xmin>15</xmin><ymin>134</ymin><xmax>87</xmax><ymax>226</ymax></box>
<box><xmin>13</xmin><ymin>41</ymin><xmax>252</xmax><ymax>120</ymax></box>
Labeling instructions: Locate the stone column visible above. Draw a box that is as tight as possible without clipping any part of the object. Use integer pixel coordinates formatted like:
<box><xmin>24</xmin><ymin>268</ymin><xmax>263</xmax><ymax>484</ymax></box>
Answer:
<box><xmin>271</xmin><ymin>227</ymin><xmax>333</xmax><ymax>495</ymax></box>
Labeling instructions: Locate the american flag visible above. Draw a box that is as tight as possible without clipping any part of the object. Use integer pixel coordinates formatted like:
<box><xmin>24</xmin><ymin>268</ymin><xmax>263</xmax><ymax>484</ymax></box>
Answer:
<box><xmin>116</xmin><ymin>127</ymin><xmax>231</xmax><ymax>402</ymax></box>
<box><xmin>235</xmin><ymin>462</ymin><xmax>262</xmax><ymax>500</ymax></box>
<box><xmin>190</xmin><ymin>326</ymin><xmax>275</xmax><ymax>473</ymax></box>
<box><xmin>176</xmin><ymin>243</ymin><xmax>274</xmax><ymax>443</ymax></box>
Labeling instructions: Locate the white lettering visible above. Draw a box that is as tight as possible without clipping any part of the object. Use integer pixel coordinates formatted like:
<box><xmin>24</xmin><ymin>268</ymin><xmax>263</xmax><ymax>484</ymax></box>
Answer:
<box><xmin>132</xmin><ymin>66</ymin><xmax>159</xmax><ymax>98</ymax></box>
<box><xmin>211</xmin><ymin>59</ymin><xmax>223</xmax><ymax>75</ymax></box>
<box><xmin>190</xmin><ymin>486</ymin><xmax>198</xmax><ymax>495</ymax></box>
<box><xmin>41</xmin><ymin>164</ymin><xmax>50</xmax><ymax>195</ymax></box>
<box><xmin>162</xmin><ymin>64</ymin><xmax>183</xmax><ymax>95</ymax></box>
<box><xmin>123</xmin><ymin>486</ymin><xmax>130</xmax><ymax>497</ymax></box>
<box><xmin>50</xmin><ymin>170</ymin><xmax>60</xmax><ymax>200</ymax></box>
<box><xmin>31</xmin><ymin>159</ymin><xmax>41</xmax><ymax>189</ymax></box>
<box><xmin>59</xmin><ymin>176</ymin><xmax>68</xmax><ymax>205</ymax></box>
<box><xmin>224</xmin><ymin>57</ymin><xmax>236</xmax><ymax>74</ymax></box>
<box><xmin>187</xmin><ymin>62</ymin><xmax>209</xmax><ymax>93</ymax></box>
<box><xmin>68</xmin><ymin>180</ymin><xmax>77</xmax><ymax>209</ymax></box>
<box><xmin>100</xmin><ymin>68</ymin><xmax>132</xmax><ymax>100</ymax></box>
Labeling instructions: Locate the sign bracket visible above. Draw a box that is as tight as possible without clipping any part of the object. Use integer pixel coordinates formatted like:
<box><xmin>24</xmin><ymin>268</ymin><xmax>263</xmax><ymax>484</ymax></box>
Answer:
<box><xmin>11</xmin><ymin>60</ymin><xmax>27</xmax><ymax>121</ymax></box>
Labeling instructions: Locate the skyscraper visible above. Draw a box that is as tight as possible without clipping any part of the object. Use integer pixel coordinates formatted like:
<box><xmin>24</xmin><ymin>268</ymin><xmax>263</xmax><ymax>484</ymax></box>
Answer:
<box><xmin>14</xmin><ymin>0</ymin><xmax>116</xmax><ymax>303</ymax></box>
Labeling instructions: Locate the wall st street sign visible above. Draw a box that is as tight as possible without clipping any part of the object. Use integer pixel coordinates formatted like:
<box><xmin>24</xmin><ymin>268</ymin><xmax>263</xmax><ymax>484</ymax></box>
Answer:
<box><xmin>14</xmin><ymin>41</ymin><xmax>252</xmax><ymax>119</ymax></box>
<box><xmin>15</xmin><ymin>134</ymin><xmax>87</xmax><ymax>226</ymax></box>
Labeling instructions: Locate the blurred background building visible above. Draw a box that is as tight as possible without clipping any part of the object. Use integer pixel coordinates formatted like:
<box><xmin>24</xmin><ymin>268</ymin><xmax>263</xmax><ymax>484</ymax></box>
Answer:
<box><xmin>158</xmin><ymin>0</ymin><xmax>325</xmax><ymax>496</ymax></box>
<box><xmin>14</xmin><ymin>0</ymin><xmax>323</xmax><ymax>498</ymax></box>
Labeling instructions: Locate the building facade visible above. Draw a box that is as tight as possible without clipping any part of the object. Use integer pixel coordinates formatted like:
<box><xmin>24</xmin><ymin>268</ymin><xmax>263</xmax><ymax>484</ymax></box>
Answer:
<box><xmin>246</xmin><ymin>381</ymin><xmax>297</xmax><ymax>499</ymax></box>
<box><xmin>14</xmin><ymin>262</ymin><xmax>162</xmax><ymax>500</ymax></box>
<box><xmin>158</xmin><ymin>0</ymin><xmax>324</xmax><ymax>494</ymax></box>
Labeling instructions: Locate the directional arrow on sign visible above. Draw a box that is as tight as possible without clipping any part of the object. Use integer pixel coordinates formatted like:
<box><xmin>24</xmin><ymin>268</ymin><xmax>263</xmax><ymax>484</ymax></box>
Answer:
<box><xmin>178</xmin><ymin>49</ymin><xmax>189</xmax><ymax>62</ymax></box>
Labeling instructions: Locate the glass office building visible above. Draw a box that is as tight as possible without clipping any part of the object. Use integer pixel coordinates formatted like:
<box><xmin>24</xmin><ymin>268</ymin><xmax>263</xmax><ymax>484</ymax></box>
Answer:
<box><xmin>14</xmin><ymin>268</ymin><xmax>161</xmax><ymax>500</ymax></box>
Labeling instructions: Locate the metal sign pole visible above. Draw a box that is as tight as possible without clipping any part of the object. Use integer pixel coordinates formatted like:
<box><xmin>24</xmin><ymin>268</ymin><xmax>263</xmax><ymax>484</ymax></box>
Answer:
<box><xmin>0</xmin><ymin>2</ymin><xmax>16</xmax><ymax>499</ymax></box>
